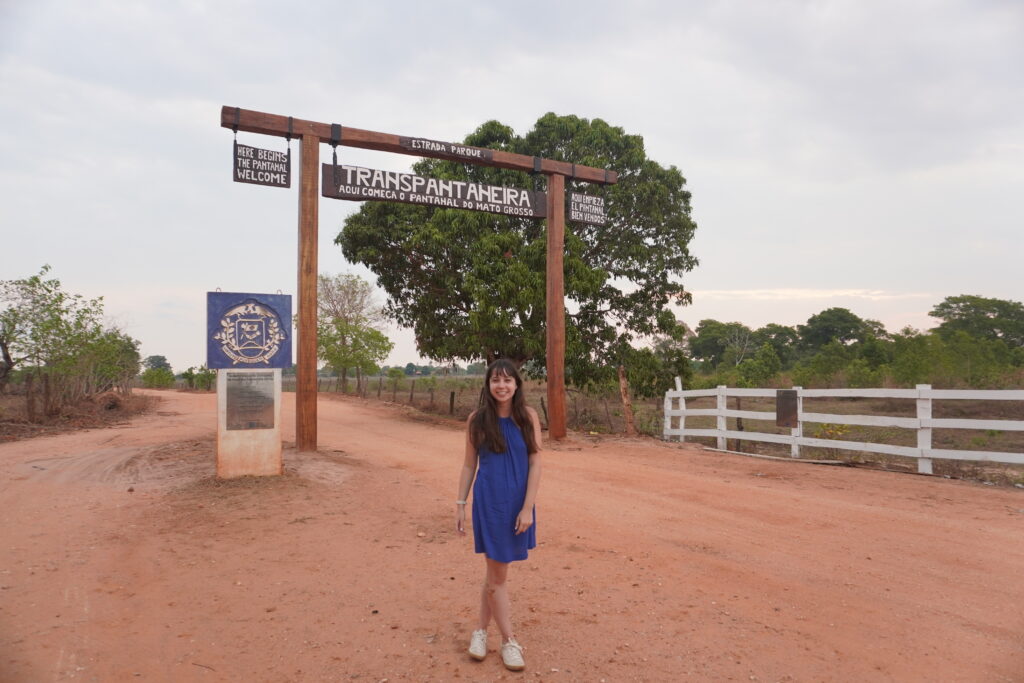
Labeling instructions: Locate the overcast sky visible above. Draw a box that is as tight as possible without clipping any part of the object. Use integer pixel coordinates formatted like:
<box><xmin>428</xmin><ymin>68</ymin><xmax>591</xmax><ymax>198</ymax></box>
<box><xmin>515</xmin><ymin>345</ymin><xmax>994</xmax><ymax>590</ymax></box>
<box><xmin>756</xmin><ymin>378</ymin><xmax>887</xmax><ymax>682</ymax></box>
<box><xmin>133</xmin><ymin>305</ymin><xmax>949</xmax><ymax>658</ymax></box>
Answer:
<box><xmin>2</xmin><ymin>0</ymin><xmax>1021</xmax><ymax>372</ymax></box>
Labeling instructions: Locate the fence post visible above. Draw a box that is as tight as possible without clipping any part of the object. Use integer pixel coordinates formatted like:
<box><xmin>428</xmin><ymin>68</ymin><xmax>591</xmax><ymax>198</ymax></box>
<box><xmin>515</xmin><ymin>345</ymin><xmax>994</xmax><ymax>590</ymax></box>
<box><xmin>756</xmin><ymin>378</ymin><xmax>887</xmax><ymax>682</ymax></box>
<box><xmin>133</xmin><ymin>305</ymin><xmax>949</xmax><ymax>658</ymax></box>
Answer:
<box><xmin>791</xmin><ymin>386</ymin><xmax>802</xmax><ymax>458</ymax></box>
<box><xmin>716</xmin><ymin>385</ymin><xmax>727</xmax><ymax>450</ymax></box>
<box><xmin>662</xmin><ymin>391</ymin><xmax>672</xmax><ymax>440</ymax></box>
<box><xmin>663</xmin><ymin>376</ymin><xmax>686</xmax><ymax>442</ymax></box>
<box><xmin>675</xmin><ymin>376</ymin><xmax>685</xmax><ymax>441</ymax></box>
<box><xmin>377</xmin><ymin>376</ymin><xmax>383</xmax><ymax>398</ymax></box>
<box><xmin>409</xmin><ymin>379</ymin><xmax>415</xmax><ymax>404</ymax></box>
<box><xmin>917</xmin><ymin>384</ymin><xmax>933</xmax><ymax>474</ymax></box>
<box><xmin>449</xmin><ymin>391</ymin><xmax>455</xmax><ymax>415</ymax></box>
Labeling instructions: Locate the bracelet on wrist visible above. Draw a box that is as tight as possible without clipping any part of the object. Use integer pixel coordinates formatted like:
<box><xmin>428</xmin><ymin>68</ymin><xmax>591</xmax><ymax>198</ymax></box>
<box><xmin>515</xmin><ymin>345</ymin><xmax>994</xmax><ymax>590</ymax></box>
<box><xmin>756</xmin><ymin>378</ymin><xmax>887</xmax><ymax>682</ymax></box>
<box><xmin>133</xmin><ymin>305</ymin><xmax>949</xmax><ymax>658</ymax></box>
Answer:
<box><xmin>456</xmin><ymin>500</ymin><xmax>467</xmax><ymax>505</ymax></box>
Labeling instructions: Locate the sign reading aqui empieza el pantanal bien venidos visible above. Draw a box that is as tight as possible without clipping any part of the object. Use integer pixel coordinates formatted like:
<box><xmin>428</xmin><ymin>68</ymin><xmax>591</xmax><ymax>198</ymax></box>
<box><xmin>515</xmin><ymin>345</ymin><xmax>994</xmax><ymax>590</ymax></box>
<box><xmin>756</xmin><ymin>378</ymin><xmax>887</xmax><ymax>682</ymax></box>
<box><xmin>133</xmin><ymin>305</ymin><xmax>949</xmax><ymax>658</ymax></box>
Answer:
<box><xmin>568</xmin><ymin>191</ymin><xmax>607</xmax><ymax>226</ymax></box>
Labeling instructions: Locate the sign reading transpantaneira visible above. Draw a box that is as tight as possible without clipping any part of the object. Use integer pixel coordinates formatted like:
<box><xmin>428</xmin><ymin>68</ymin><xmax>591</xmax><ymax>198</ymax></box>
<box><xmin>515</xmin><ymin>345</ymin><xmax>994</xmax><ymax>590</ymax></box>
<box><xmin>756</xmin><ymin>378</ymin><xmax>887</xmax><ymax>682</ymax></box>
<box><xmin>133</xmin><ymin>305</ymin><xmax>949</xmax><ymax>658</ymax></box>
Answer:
<box><xmin>568</xmin><ymin>191</ymin><xmax>607</xmax><ymax>226</ymax></box>
<box><xmin>321</xmin><ymin>164</ymin><xmax>547</xmax><ymax>218</ymax></box>
<box><xmin>233</xmin><ymin>142</ymin><xmax>290</xmax><ymax>188</ymax></box>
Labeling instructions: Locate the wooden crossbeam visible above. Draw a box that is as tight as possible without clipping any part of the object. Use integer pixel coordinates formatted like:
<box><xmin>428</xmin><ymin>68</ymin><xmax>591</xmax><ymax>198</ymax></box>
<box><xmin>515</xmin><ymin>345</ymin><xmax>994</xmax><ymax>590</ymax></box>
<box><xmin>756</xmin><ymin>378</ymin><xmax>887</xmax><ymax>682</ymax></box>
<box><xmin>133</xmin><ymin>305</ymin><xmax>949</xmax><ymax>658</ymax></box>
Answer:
<box><xmin>221</xmin><ymin>106</ymin><xmax>617</xmax><ymax>185</ymax></box>
<box><xmin>222</xmin><ymin>105</ymin><xmax>615</xmax><ymax>447</ymax></box>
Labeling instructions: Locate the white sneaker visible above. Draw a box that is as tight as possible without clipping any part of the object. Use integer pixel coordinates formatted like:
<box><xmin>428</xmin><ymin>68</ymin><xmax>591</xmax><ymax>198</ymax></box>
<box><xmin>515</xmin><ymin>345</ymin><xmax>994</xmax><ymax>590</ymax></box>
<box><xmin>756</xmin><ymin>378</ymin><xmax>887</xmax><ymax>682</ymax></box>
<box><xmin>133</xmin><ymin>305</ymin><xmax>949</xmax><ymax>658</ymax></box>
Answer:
<box><xmin>468</xmin><ymin>629</ymin><xmax>488</xmax><ymax>660</ymax></box>
<box><xmin>501</xmin><ymin>638</ymin><xmax>525</xmax><ymax>671</ymax></box>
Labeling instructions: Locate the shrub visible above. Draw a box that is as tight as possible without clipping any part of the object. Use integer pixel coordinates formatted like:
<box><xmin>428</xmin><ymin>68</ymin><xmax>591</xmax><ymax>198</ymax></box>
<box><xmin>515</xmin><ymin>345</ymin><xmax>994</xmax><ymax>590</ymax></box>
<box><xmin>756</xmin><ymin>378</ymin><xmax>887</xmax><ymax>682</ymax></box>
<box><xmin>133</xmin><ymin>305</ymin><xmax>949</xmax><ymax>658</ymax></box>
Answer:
<box><xmin>141</xmin><ymin>367</ymin><xmax>175</xmax><ymax>389</ymax></box>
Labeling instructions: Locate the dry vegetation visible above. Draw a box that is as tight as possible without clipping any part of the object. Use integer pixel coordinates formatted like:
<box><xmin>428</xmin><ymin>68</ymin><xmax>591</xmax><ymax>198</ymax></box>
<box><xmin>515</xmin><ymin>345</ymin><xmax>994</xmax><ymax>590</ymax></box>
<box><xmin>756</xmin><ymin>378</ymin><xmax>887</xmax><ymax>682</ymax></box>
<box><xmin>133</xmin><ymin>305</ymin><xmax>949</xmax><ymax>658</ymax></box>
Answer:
<box><xmin>0</xmin><ymin>390</ymin><xmax>155</xmax><ymax>443</ymax></box>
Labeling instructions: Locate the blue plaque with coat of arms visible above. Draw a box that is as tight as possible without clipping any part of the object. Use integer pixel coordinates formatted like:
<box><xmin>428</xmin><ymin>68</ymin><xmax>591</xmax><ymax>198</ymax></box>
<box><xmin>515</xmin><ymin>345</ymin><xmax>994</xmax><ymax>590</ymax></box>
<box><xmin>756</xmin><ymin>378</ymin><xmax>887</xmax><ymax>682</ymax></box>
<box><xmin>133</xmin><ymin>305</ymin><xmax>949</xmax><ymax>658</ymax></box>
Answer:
<box><xmin>207</xmin><ymin>292</ymin><xmax>292</xmax><ymax>369</ymax></box>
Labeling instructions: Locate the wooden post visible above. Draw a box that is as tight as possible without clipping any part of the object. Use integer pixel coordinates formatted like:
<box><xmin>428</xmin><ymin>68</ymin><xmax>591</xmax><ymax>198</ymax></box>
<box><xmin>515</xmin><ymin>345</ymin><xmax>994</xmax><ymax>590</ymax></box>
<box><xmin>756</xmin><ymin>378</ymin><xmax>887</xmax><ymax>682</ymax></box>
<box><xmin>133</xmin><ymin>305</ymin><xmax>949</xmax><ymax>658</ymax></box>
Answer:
<box><xmin>546</xmin><ymin>173</ymin><xmax>567</xmax><ymax>439</ymax></box>
<box><xmin>296</xmin><ymin>133</ymin><xmax>319</xmax><ymax>452</ymax></box>
<box><xmin>617</xmin><ymin>365</ymin><xmax>637</xmax><ymax>436</ymax></box>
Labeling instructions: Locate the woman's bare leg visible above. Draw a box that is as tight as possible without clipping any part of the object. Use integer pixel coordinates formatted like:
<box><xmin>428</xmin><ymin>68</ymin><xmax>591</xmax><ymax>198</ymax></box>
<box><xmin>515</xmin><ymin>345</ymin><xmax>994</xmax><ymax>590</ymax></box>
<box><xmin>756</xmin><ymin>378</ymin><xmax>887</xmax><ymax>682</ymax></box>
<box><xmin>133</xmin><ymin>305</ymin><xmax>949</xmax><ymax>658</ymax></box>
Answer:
<box><xmin>477</xmin><ymin>579</ymin><xmax>492</xmax><ymax>630</ymax></box>
<box><xmin>484</xmin><ymin>558</ymin><xmax>514</xmax><ymax>640</ymax></box>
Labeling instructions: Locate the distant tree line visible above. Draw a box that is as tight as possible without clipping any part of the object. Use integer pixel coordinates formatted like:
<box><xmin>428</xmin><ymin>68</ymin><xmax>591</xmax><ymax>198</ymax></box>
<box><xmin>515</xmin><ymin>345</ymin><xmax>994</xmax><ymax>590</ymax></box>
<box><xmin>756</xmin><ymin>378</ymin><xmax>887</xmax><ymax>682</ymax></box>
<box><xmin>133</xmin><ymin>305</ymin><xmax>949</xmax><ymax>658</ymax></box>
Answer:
<box><xmin>687</xmin><ymin>295</ymin><xmax>1024</xmax><ymax>389</ymax></box>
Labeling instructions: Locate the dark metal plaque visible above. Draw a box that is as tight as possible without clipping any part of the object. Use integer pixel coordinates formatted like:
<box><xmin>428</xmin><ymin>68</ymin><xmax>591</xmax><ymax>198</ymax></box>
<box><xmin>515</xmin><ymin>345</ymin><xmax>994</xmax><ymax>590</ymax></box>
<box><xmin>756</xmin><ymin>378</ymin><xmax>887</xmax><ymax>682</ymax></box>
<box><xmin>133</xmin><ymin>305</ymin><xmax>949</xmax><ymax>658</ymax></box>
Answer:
<box><xmin>568</xmin><ymin>191</ymin><xmax>607</xmax><ymax>226</ymax></box>
<box><xmin>233</xmin><ymin>141</ymin><xmax>290</xmax><ymax>188</ymax></box>
<box><xmin>322</xmin><ymin>164</ymin><xmax>547</xmax><ymax>218</ymax></box>
<box><xmin>398</xmin><ymin>136</ymin><xmax>494</xmax><ymax>163</ymax></box>
<box><xmin>776</xmin><ymin>389</ymin><xmax>798</xmax><ymax>428</ymax></box>
<box><xmin>226</xmin><ymin>371</ymin><xmax>275</xmax><ymax>430</ymax></box>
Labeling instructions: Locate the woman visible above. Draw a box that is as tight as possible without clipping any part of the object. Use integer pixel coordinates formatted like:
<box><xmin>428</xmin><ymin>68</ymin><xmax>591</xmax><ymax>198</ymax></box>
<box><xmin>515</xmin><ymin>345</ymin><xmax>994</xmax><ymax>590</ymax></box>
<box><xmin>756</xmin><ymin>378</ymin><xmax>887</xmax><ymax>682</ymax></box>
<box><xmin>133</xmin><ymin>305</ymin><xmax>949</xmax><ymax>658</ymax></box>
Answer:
<box><xmin>455</xmin><ymin>359</ymin><xmax>542</xmax><ymax>671</ymax></box>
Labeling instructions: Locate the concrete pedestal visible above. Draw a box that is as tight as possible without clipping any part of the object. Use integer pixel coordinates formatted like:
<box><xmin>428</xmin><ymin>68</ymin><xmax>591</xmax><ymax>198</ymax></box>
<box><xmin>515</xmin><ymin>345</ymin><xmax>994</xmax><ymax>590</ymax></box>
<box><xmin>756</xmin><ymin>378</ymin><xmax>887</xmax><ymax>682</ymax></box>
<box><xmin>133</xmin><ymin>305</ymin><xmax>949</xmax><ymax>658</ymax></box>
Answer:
<box><xmin>216</xmin><ymin>368</ymin><xmax>282</xmax><ymax>478</ymax></box>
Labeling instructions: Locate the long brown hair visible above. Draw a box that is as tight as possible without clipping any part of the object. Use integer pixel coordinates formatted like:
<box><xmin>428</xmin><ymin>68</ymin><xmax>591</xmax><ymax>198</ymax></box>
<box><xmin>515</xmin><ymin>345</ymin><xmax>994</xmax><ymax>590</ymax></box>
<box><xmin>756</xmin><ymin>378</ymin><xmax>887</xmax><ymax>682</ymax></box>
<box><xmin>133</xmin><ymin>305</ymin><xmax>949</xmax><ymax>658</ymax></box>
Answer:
<box><xmin>469</xmin><ymin>359</ymin><xmax>538</xmax><ymax>455</ymax></box>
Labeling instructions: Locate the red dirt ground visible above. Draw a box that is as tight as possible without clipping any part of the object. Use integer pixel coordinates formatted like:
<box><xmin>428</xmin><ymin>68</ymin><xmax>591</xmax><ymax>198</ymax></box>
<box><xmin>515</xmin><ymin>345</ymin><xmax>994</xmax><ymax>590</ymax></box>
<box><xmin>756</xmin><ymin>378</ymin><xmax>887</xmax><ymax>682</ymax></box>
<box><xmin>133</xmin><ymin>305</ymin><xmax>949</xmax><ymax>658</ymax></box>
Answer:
<box><xmin>1</xmin><ymin>390</ymin><xmax>1022</xmax><ymax>682</ymax></box>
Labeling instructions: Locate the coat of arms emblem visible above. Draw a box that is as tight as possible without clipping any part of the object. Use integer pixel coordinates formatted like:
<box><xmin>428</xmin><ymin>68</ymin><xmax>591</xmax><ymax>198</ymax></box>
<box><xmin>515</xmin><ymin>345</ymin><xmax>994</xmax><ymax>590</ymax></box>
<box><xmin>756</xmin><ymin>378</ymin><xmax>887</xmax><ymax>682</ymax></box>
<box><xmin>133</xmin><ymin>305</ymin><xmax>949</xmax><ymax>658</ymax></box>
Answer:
<box><xmin>213</xmin><ymin>299</ymin><xmax>287</xmax><ymax>365</ymax></box>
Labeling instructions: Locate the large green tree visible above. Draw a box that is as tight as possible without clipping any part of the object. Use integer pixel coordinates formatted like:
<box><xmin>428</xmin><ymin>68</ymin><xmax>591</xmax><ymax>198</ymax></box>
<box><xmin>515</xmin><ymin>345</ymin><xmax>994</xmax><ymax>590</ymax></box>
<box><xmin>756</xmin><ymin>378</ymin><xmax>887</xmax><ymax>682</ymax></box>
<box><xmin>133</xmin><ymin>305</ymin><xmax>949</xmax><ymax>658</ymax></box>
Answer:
<box><xmin>752</xmin><ymin>323</ymin><xmax>799</xmax><ymax>369</ymax></box>
<box><xmin>337</xmin><ymin>114</ymin><xmax>698</xmax><ymax>383</ymax></box>
<box><xmin>797</xmin><ymin>307</ymin><xmax>885</xmax><ymax>353</ymax></box>
<box><xmin>929</xmin><ymin>294</ymin><xmax>1024</xmax><ymax>347</ymax></box>
<box><xmin>688</xmin><ymin>320</ymin><xmax>754</xmax><ymax>369</ymax></box>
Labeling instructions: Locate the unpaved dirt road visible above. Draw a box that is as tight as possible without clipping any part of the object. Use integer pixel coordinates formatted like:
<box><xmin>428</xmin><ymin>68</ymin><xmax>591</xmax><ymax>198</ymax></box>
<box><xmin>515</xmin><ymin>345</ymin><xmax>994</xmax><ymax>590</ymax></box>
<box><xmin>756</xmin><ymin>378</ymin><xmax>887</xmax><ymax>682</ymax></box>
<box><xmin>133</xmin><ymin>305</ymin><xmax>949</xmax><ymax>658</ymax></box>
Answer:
<box><xmin>1</xmin><ymin>390</ymin><xmax>1022</xmax><ymax>682</ymax></box>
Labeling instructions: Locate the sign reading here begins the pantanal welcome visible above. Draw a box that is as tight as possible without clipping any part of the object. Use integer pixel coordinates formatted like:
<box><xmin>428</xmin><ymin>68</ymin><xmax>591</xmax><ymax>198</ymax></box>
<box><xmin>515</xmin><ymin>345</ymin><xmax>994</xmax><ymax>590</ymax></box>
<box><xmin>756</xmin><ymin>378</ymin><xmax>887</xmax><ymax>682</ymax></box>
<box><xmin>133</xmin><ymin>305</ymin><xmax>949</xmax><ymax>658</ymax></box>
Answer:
<box><xmin>321</xmin><ymin>164</ymin><xmax>547</xmax><ymax>218</ymax></box>
<box><xmin>234</xmin><ymin>142</ymin><xmax>290</xmax><ymax>188</ymax></box>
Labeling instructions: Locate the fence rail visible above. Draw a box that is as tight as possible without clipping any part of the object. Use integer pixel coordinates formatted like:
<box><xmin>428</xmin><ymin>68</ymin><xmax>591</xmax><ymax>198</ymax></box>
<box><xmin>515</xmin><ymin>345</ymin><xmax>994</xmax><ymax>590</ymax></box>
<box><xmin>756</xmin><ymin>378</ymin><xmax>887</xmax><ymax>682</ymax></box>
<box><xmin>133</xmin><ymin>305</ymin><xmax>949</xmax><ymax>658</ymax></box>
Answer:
<box><xmin>663</xmin><ymin>382</ymin><xmax>1024</xmax><ymax>472</ymax></box>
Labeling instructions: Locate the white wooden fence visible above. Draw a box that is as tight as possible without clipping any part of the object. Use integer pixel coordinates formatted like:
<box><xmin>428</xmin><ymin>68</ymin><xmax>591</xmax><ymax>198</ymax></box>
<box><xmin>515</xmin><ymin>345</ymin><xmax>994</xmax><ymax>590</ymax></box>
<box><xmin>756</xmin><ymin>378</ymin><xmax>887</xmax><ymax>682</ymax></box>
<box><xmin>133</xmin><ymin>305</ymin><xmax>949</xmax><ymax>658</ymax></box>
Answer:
<box><xmin>663</xmin><ymin>381</ymin><xmax>1024</xmax><ymax>473</ymax></box>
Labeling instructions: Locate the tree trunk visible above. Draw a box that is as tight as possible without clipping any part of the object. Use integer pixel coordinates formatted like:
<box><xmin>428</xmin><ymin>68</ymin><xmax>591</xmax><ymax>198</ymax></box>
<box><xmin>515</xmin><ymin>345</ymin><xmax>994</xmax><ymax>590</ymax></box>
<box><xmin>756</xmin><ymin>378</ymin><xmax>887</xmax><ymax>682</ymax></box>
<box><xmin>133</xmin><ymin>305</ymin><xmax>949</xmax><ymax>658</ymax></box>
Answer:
<box><xmin>732</xmin><ymin>396</ymin><xmax>745</xmax><ymax>451</ymax></box>
<box><xmin>341</xmin><ymin>367</ymin><xmax>349</xmax><ymax>393</ymax></box>
<box><xmin>43</xmin><ymin>372</ymin><xmax>58</xmax><ymax>417</ymax></box>
<box><xmin>617</xmin><ymin>365</ymin><xmax>637</xmax><ymax>436</ymax></box>
<box><xmin>26</xmin><ymin>372</ymin><xmax>37</xmax><ymax>423</ymax></box>
<box><xmin>0</xmin><ymin>340</ymin><xmax>14</xmax><ymax>394</ymax></box>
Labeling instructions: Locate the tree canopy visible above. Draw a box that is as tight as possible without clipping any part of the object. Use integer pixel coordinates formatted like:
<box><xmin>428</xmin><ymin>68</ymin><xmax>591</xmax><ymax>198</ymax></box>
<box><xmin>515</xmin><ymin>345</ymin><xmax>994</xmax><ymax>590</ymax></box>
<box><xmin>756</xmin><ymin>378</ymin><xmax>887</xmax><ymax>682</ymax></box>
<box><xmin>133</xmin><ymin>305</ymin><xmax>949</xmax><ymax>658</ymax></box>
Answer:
<box><xmin>143</xmin><ymin>355</ymin><xmax>171</xmax><ymax>372</ymax></box>
<box><xmin>929</xmin><ymin>294</ymin><xmax>1024</xmax><ymax>347</ymax></box>
<box><xmin>797</xmin><ymin>307</ymin><xmax>885</xmax><ymax>351</ymax></box>
<box><xmin>337</xmin><ymin>113</ymin><xmax>698</xmax><ymax>385</ymax></box>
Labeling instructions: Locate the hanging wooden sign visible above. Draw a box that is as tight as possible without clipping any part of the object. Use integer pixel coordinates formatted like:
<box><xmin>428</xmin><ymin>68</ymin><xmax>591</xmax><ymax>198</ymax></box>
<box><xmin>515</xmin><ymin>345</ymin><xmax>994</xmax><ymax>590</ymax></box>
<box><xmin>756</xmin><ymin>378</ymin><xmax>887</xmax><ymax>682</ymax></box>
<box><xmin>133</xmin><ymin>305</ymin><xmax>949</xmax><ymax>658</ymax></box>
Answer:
<box><xmin>321</xmin><ymin>163</ymin><xmax>547</xmax><ymax>218</ymax></box>
<box><xmin>568</xmin><ymin>191</ymin><xmax>607</xmax><ymax>226</ymax></box>
<box><xmin>399</xmin><ymin>136</ymin><xmax>495</xmax><ymax>163</ymax></box>
<box><xmin>233</xmin><ymin>141</ymin><xmax>290</xmax><ymax>188</ymax></box>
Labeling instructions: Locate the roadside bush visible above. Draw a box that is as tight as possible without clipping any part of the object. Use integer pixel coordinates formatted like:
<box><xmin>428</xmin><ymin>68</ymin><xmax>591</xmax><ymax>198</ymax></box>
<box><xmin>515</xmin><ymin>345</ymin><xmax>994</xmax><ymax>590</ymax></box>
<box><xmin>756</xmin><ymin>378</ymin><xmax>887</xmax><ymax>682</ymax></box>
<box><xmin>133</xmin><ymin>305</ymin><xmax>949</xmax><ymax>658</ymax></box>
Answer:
<box><xmin>141</xmin><ymin>367</ymin><xmax>175</xmax><ymax>389</ymax></box>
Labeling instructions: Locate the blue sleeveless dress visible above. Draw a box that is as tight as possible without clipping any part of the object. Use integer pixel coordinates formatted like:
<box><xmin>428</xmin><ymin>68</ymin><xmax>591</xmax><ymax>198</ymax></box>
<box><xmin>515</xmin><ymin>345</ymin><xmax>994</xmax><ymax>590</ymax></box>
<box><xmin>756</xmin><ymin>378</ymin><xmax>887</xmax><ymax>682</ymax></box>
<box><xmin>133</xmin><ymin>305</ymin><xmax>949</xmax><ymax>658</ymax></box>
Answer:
<box><xmin>472</xmin><ymin>416</ymin><xmax>536</xmax><ymax>563</ymax></box>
